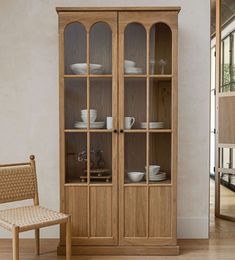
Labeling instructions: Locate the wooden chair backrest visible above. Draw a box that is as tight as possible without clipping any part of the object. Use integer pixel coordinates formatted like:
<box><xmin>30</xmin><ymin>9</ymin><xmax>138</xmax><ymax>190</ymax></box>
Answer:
<box><xmin>0</xmin><ymin>155</ymin><xmax>38</xmax><ymax>204</ymax></box>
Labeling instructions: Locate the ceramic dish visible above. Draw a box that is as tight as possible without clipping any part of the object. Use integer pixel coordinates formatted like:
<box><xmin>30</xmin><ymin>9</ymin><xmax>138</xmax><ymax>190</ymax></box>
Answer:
<box><xmin>74</xmin><ymin>122</ymin><xmax>105</xmax><ymax>129</ymax></box>
<box><xmin>70</xmin><ymin>63</ymin><xmax>103</xmax><ymax>74</ymax></box>
<box><xmin>127</xmin><ymin>171</ymin><xmax>145</xmax><ymax>182</ymax></box>
<box><xmin>140</xmin><ymin>122</ymin><xmax>164</xmax><ymax>129</ymax></box>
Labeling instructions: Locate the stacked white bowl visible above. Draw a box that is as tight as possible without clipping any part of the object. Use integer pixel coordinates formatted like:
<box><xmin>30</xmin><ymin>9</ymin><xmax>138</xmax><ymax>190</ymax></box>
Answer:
<box><xmin>124</xmin><ymin>60</ymin><xmax>143</xmax><ymax>74</ymax></box>
<box><xmin>81</xmin><ymin>109</ymin><xmax>97</xmax><ymax>123</ymax></box>
<box><xmin>146</xmin><ymin>165</ymin><xmax>160</xmax><ymax>177</ymax></box>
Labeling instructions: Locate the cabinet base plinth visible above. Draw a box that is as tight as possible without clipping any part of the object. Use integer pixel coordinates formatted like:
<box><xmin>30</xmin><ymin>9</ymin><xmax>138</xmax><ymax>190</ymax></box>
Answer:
<box><xmin>57</xmin><ymin>244</ymin><xmax>179</xmax><ymax>256</ymax></box>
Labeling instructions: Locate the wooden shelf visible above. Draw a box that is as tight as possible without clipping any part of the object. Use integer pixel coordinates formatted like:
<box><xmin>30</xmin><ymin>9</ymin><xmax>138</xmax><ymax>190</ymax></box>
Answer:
<box><xmin>124</xmin><ymin>129</ymin><xmax>172</xmax><ymax>133</ymax></box>
<box><xmin>64</xmin><ymin>74</ymin><xmax>112</xmax><ymax>78</ymax></box>
<box><xmin>150</xmin><ymin>75</ymin><xmax>173</xmax><ymax>81</ymax></box>
<box><xmin>64</xmin><ymin>129</ymin><xmax>113</xmax><ymax>133</ymax></box>
<box><xmin>124</xmin><ymin>179</ymin><xmax>171</xmax><ymax>186</ymax></box>
<box><xmin>124</xmin><ymin>74</ymin><xmax>147</xmax><ymax>78</ymax></box>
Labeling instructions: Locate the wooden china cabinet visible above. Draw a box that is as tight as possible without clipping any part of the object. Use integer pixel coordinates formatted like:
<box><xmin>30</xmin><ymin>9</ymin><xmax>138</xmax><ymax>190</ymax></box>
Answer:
<box><xmin>56</xmin><ymin>7</ymin><xmax>180</xmax><ymax>255</ymax></box>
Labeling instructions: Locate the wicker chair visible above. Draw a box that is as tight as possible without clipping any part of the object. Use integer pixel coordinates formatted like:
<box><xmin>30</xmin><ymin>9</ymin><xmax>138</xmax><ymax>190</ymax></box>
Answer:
<box><xmin>0</xmin><ymin>155</ymin><xmax>71</xmax><ymax>260</ymax></box>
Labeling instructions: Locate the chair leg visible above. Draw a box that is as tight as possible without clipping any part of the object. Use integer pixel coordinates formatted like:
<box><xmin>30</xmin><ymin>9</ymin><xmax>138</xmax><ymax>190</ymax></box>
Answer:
<box><xmin>13</xmin><ymin>226</ymin><xmax>19</xmax><ymax>260</ymax></box>
<box><xmin>35</xmin><ymin>228</ymin><xmax>40</xmax><ymax>255</ymax></box>
<box><xmin>66</xmin><ymin>216</ymin><xmax>71</xmax><ymax>260</ymax></box>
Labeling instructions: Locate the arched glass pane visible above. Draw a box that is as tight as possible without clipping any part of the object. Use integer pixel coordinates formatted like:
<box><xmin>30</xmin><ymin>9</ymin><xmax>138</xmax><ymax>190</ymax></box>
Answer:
<box><xmin>124</xmin><ymin>23</ymin><xmax>146</xmax><ymax>74</ymax></box>
<box><xmin>64</xmin><ymin>22</ymin><xmax>87</xmax><ymax>74</ymax></box>
<box><xmin>90</xmin><ymin>22</ymin><xmax>112</xmax><ymax>74</ymax></box>
<box><xmin>149</xmin><ymin>23</ymin><xmax>172</xmax><ymax>75</ymax></box>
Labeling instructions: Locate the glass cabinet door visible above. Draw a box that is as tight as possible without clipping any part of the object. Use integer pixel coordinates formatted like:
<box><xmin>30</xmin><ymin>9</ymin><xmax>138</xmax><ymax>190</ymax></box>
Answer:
<box><xmin>61</xmin><ymin>12</ymin><xmax>118</xmax><ymax>245</ymax></box>
<box><xmin>119</xmin><ymin>11</ymin><xmax>176</xmax><ymax>246</ymax></box>
<box><xmin>63</xmin><ymin>19</ymin><xmax>117</xmax><ymax>185</ymax></box>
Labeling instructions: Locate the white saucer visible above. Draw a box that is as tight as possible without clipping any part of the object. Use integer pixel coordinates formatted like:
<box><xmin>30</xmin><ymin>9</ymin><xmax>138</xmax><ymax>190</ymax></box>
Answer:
<box><xmin>74</xmin><ymin>122</ymin><xmax>105</xmax><ymax>129</ymax></box>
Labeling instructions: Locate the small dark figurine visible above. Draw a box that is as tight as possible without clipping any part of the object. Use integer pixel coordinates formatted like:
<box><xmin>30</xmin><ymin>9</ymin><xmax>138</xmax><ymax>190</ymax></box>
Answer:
<box><xmin>95</xmin><ymin>150</ymin><xmax>105</xmax><ymax>168</ymax></box>
<box><xmin>77</xmin><ymin>149</ymin><xmax>105</xmax><ymax>170</ymax></box>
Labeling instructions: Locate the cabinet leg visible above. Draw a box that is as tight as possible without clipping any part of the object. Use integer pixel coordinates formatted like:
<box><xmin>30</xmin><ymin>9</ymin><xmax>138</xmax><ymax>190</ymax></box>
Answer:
<box><xmin>66</xmin><ymin>216</ymin><xmax>71</xmax><ymax>260</ymax></box>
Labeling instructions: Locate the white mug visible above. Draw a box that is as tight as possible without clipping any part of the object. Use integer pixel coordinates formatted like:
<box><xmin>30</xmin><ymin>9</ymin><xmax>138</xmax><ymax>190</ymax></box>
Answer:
<box><xmin>125</xmin><ymin>117</ymin><xmax>135</xmax><ymax>129</ymax></box>
<box><xmin>106</xmin><ymin>117</ymin><xmax>113</xmax><ymax>129</ymax></box>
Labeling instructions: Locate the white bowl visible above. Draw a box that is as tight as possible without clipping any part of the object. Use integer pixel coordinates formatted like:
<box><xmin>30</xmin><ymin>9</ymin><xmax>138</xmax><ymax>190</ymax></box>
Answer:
<box><xmin>145</xmin><ymin>165</ymin><xmax>160</xmax><ymax>175</ymax></box>
<box><xmin>70</xmin><ymin>63</ymin><xmax>103</xmax><ymax>74</ymax></box>
<box><xmin>81</xmin><ymin>115</ymin><xmax>97</xmax><ymax>123</ymax></box>
<box><xmin>124</xmin><ymin>60</ymin><xmax>136</xmax><ymax>68</ymax></box>
<box><xmin>81</xmin><ymin>109</ymin><xmax>97</xmax><ymax>114</ymax></box>
<box><xmin>127</xmin><ymin>172</ymin><xmax>145</xmax><ymax>182</ymax></box>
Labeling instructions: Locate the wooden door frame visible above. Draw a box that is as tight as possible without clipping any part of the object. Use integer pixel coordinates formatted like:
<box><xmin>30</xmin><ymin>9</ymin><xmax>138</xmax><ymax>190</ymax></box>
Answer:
<box><xmin>215</xmin><ymin>0</ymin><xmax>235</xmax><ymax>221</ymax></box>
<box><xmin>58</xmin><ymin>11</ymin><xmax>119</xmax><ymax>245</ymax></box>
<box><xmin>118</xmin><ymin>11</ymin><xmax>178</xmax><ymax>246</ymax></box>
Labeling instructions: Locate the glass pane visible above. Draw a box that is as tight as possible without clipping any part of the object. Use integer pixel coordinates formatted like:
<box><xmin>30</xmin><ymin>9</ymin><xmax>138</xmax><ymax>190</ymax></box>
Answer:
<box><xmin>232</xmin><ymin>32</ymin><xmax>235</xmax><ymax>87</ymax></box>
<box><xmin>90</xmin><ymin>22</ymin><xmax>112</xmax><ymax>74</ymax></box>
<box><xmin>124</xmin><ymin>133</ymin><xmax>146</xmax><ymax>184</ymax></box>
<box><xmin>149</xmin><ymin>133</ymin><xmax>171</xmax><ymax>184</ymax></box>
<box><xmin>64</xmin><ymin>23</ymin><xmax>87</xmax><ymax>75</ymax></box>
<box><xmin>124</xmin><ymin>78</ymin><xmax>146</xmax><ymax>129</ymax></box>
<box><xmin>149</xmin><ymin>78</ymin><xmax>171</xmax><ymax>129</ymax></box>
<box><xmin>90</xmin><ymin>78</ymin><xmax>112</xmax><ymax>129</ymax></box>
<box><xmin>149</xmin><ymin>23</ymin><xmax>172</xmax><ymax>75</ymax></box>
<box><xmin>221</xmin><ymin>37</ymin><xmax>230</xmax><ymax>92</ymax></box>
<box><xmin>65</xmin><ymin>133</ymin><xmax>87</xmax><ymax>183</ymax></box>
<box><xmin>90</xmin><ymin>133</ymin><xmax>112</xmax><ymax>183</ymax></box>
<box><xmin>65</xmin><ymin>78</ymin><xmax>87</xmax><ymax>129</ymax></box>
<box><xmin>124</xmin><ymin>23</ymin><xmax>146</xmax><ymax>74</ymax></box>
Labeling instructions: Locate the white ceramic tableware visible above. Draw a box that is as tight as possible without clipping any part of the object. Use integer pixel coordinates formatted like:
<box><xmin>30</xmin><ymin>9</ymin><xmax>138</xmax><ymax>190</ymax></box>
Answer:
<box><xmin>106</xmin><ymin>117</ymin><xmax>113</xmax><ymax>129</ymax></box>
<box><xmin>125</xmin><ymin>117</ymin><xmax>135</xmax><ymax>129</ymax></box>
<box><xmin>145</xmin><ymin>165</ymin><xmax>160</xmax><ymax>175</ymax></box>
<box><xmin>149</xmin><ymin>172</ymin><xmax>167</xmax><ymax>181</ymax></box>
<box><xmin>124</xmin><ymin>60</ymin><xmax>136</xmax><ymax>68</ymax></box>
<box><xmin>81</xmin><ymin>115</ymin><xmax>97</xmax><ymax>123</ymax></box>
<box><xmin>140</xmin><ymin>122</ymin><xmax>164</xmax><ymax>129</ymax></box>
<box><xmin>127</xmin><ymin>171</ymin><xmax>145</xmax><ymax>183</ymax></box>
<box><xmin>125</xmin><ymin>67</ymin><xmax>143</xmax><ymax>74</ymax></box>
<box><xmin>70</xmin><ymin>63</ymin><xmax>103</xmax><ymax>74</ymax></box>
<box><xmin>74</xmin><ymin>122</ymin><xmax>105</xmax><ymax>129</ymax></box>
<box><xmin>81</xmin><ymin>109</ymin><xmax>97</xmax><ymax>123</ymax></box>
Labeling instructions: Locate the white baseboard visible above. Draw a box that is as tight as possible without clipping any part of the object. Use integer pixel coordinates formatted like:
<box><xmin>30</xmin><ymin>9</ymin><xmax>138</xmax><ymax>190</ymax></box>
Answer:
<box><xmin>177</xmin><ymin>217</ymin><xmax>209</xmax><ymax>239</ymax></box>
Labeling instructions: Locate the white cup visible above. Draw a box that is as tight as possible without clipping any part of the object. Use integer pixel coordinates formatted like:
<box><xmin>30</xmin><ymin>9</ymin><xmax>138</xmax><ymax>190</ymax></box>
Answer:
<box><xmin>125</xmin><ymin>117</ymin><xmax>135</xmax><ymax>129</ymax></box>
<box><xmin>106</xmin><ymin>117</ymin><xmax>113</xmax><ymax>129</ymax></box>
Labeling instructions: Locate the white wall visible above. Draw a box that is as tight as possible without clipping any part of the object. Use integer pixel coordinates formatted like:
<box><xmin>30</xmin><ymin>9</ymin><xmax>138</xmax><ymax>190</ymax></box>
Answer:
<box><xmin>0</xmin><ymin>0</ymin><xmax>210</xmax><ymax>238</ymax></box>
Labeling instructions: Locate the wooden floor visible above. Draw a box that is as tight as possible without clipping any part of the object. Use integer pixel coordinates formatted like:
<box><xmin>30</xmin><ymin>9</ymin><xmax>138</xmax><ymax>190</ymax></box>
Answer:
<box><xmin>1</xmin><ymin>180</ymin><xmax>235</xmax><ymax>259</ymax></box>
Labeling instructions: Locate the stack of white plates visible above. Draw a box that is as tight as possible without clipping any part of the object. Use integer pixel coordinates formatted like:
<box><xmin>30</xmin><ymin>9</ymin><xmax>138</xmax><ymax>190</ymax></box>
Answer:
<box><xmin>74</xmin><ymin>122</ymin><xmax>105</xmax><ymax>129</ymax></box>
<box><xmin>149</xmin><ymin>172</ymin><xmax>167</xmax><ymax>182</ymax></box>
<box><xmin>70</xmin><ymin>63</ymin><xmax>103</xmax><ymax>74</ymax></box>
<box><xmin>140</xmin><ymin>122</ymin><xmax>164</xmax><ymax>129</ymax></box>
<box><xmin>124</xmin><ymin>59</ymin><xmax>143</xmax><ymax>74</ymax></box>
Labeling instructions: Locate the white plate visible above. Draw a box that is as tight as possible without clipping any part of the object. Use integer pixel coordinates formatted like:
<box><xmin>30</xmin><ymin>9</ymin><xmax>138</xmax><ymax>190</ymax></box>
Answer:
<box><xmin>70</xmin><ymin>63</ymin><xmax>103</xmax><ymax>74</ymax></box>
<box><xmin>125</xmin><ymin>67</ymin><xmax>143</xmax><ymax>74</ymax></box>
<box><xmin>140</xmin><ymin>122</ymin><xmax>164</xmax><ymax>129</ymax></box>
<box><xmin>74</xmin><ymin>122</ymin><xmax>105</xmax><ymax>129</ymax></box>
<box><xmin>149</xmin><ymin>172</ymin><xmax>167</xmax><ymax>179</ymax></box>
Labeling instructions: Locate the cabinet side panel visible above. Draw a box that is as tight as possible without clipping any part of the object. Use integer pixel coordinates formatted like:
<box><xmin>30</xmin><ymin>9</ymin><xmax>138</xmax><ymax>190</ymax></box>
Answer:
<box><xmin>65</xmin><ymin>187</ymin><xmax>88</xmax><ymax>237</ymax></box>
<box><xmin>124</xmin><ymin>187</ymin><xmax>147</xmax><ymax>237</ymax></box>
<box><xmin>90</xmin><ymin>186</ymin><xmax>113</xmax><ymax>237</ymax></box>
<box><xmin>219</xmin><ymin>96</ymin><xmax>235</xmax><ymax>144</ymax></box>
<box><xmin>149</xmin><ymin>187</ymin><xmax>172</xmax><ymax>237</ymax></box>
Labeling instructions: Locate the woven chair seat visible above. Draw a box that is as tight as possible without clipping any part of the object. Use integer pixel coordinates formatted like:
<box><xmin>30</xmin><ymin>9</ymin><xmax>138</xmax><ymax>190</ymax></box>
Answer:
<box><xmin>0</xmin><ymin>205</ymin><xmax>68</xmax><ymax>232</ymax></box>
